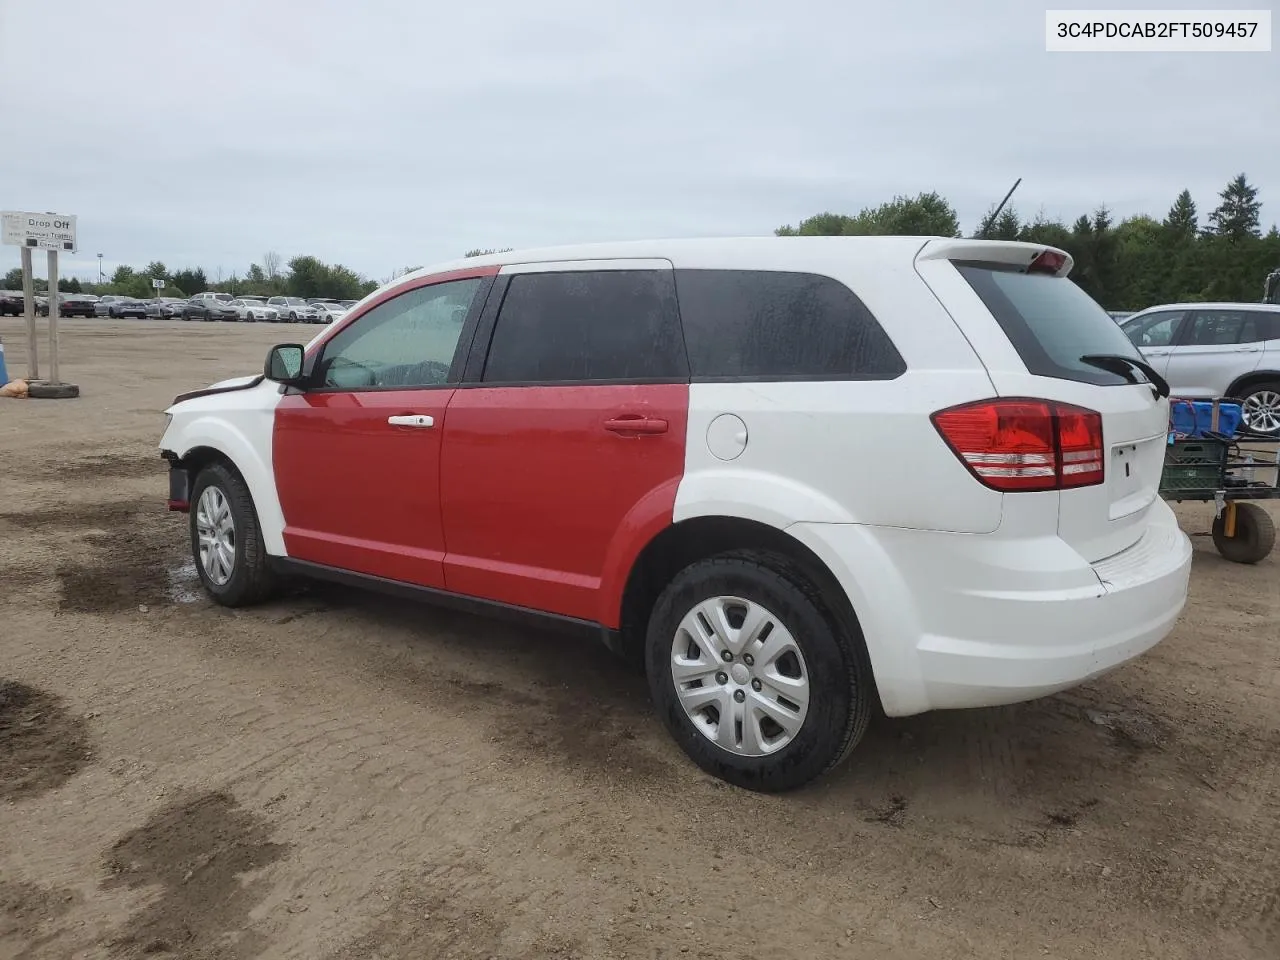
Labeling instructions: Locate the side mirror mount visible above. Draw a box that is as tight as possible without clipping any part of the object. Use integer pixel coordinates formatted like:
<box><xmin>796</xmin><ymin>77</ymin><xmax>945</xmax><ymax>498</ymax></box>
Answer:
<box><xmin>264</xmin><ymin>343</ymin><xmax>307</xmax><ymax>385</ymax></box>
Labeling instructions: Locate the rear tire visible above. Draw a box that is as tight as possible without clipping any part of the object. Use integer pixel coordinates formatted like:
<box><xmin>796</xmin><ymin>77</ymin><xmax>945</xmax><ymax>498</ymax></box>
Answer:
<box><xmin>1212</xmin><ymin>502</ymin><xmax>1276</xmax><ymax>564</ymax></box>
<box><xmin>645</xmin><ymin>550</ymin><xmax>873</xmax><ymax>793</ymax></box>
<box><xmin>189</xmin><ymin>462</ymin><xmax>279</xmax><ymax>607</ymax></box>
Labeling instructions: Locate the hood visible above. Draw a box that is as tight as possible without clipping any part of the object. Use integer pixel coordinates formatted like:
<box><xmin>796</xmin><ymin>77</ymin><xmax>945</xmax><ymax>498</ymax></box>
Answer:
<box><xmin>207</xmin><ymin>374</ymin><xmax>260</xmax><ymax>390</ymax></box>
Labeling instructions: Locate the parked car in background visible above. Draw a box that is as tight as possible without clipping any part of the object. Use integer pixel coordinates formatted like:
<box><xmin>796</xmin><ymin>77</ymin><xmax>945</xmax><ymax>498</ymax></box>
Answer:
<box><xmin>339</xmin><ymin>300</ymin><xmax>357</xmax><ymax>308</ymax></box>
<box><xmin>96</xmin><ymin>297</ymin><xmax>148</xmax><ymax>319</ymax></box>
<box><xmin>187</xmin><ymin>291</ymin><xmax>239</xmax><ymax>321</ymax></box>
<box><xmin>159</xmin><ymin>236</ymin><xmax>1191</xmax><ymax>792</ymax></box>
<box><xmin>1108</xmin><ymin>310</ymin><xmax>1135</xmax><ymax>322</ymax></box>
<box><xmin>0</xmin><ymin>290</ymin><xmax>26</xmax><ymax>315</ymax></box>
<box><xmin>41</xmin><ymin>293</ymin><xmax>101</xmax><ymax>317</ymax></box>
<box><xmin>178</xmin><ymin>298</ymin><xmax>227</xmax><ymax>321</ymax></box>
<box><xmin>94</xmin><ymin>295</ymin><xmax>125</xmax><ymax>317</ymax></box>
<box><xmin>228</xmin><ymin>299</ymin><xmax>279</xmax><ymax>322</ymax></box>
<box><xmin>266</xmin><ymin>296</ymin><xmax>321</xmax><ymax>323</ymax></box>
<box><xmin>1119</xmin><ymin>302</ymin><xmax>1280</xmax><ymax>435</ymax></box>
<box><xmin>313</xmin><ymin>301</ymin><xmax>348</xmax><ymax>323</ymax></box>
<box><xmin>145</xmin><ymin>298</ymin><xmax>189</xmax><ymax>320</ymax></box>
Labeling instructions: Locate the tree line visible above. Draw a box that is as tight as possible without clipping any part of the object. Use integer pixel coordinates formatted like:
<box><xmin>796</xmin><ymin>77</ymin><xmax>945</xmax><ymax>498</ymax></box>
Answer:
<box><xmin>3</xmin><ymin>252</ymin><xmax>381</xmax><ymax>302</ymax></box>
<box><xmin>6</xmin><ymin>177</ymin><xmax>1275</xmax><ymax>311</ymax></box>
<box><xmin>776</xmin><ymin>174</ymin><xmax>1279</xmax><ymax>309</ymax></box>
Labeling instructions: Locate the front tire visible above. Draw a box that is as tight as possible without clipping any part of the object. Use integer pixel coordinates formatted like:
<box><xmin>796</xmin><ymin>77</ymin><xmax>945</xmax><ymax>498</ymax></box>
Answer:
<box><xmin>189</xmin><ymin>463</ymin><xmax>278</xmax><ymax>607</ymax></box>
<box><xmin>646</xmin><ymin>551</ymin><xmax>873</xmax><ymax>793</ymax></box>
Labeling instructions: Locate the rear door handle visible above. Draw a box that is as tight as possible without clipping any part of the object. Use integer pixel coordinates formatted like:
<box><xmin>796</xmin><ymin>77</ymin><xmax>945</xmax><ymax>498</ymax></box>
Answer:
<box><xmin>604</xmin><ymin>416</ymin><xmax>668</xmax><ymax>435</ymax></box>
<box><xmin>387</xmin><ymin>414</ymin><xmax>434</xmax><ymax>428</ymax></box>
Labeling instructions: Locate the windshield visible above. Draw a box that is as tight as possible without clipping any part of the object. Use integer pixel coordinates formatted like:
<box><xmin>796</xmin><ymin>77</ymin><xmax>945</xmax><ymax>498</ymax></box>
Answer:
<box><xmin>955</xmin><ymin>263</ymin><xmax>1144</xmax><ymax>387</ymax></box>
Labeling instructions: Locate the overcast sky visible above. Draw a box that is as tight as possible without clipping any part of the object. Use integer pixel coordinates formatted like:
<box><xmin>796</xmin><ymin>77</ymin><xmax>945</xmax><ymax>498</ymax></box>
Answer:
<box><xmin>1</xmin><ymin>0</ymin><xmax>1276</xmax><ymax>283</ymax></box>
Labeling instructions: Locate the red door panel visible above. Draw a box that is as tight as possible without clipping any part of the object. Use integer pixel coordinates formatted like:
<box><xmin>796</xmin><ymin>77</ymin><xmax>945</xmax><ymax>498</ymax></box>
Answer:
<box><xmin>274</xmin><ymin>389</ymin><xmax>453</xmax><ymax>586</ymax></box>
<box><xmin>440</xmin><ymin>383</ymin><xmax>688</xmax><ymax>622</ymax></box>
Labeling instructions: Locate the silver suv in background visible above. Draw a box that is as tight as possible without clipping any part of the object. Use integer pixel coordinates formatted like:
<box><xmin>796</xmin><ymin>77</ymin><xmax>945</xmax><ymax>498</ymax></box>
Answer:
<box><xmin>1119</xmin><ymin>302</ymin><xmax>1280</xmax><ymax>435</ymax></box>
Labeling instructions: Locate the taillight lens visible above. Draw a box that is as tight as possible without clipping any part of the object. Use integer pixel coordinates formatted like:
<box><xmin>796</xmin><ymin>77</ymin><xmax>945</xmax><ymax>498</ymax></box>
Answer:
<box><xmin>932</xmin><ymin>399</ymin><xmax>1104</xmax><ymax>492</ymax></box>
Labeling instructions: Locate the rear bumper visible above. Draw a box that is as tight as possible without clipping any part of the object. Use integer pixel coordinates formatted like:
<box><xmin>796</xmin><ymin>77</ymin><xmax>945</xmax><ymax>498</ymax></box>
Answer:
<box><xmin>788</xmin><ymin>499</ymin><xmax>1192</xmax><ymax>716</ymax></box>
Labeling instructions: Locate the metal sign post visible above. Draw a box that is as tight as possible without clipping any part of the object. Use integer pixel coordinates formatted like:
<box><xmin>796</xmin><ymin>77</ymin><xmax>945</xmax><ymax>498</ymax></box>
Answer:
<box><xmin>2</xmin><ymin>210</ymin><xmax>80</xmax><ymax>398</ymax></box>
<box><xmin>47</xmin><ymin>250</ymin><xmax>60</xmax><ymax>385</ymax></box>
<box><xmin>20</xmin><ymin>245</ymin><xmax>37</xmax><ymax>379</ymax></box>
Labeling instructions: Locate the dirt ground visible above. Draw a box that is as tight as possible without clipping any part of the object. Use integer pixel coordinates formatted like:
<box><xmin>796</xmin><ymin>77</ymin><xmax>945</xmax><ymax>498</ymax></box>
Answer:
<box><xmin>0</xmin><ymin>317</ymin><xmax>1277</xmax><ymax>960</ymax></box>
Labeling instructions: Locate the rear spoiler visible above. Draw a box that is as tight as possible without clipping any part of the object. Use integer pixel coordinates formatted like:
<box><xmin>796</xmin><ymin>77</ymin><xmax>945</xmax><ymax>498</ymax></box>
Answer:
<box><xmin>915</xmin><ymin>239</ymin><xmax>1074</xmax><ymax>278</ymax></box>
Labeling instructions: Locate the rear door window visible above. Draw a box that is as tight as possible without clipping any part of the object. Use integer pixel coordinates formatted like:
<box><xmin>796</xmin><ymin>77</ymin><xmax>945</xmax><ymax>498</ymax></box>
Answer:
<box><xmin>481</xmin><ymin>270</ymin><xmax>687</xmax><ymax>383</ymax></box>
<box><xmin>673</xmin><ymin>269</ymin><xmax>905</xmax><ymax>380</ymax></box>
<box><xmin>955</xmin><ymin>263</ymin><xmax>1144</xmax><ymax>386</ymax></box>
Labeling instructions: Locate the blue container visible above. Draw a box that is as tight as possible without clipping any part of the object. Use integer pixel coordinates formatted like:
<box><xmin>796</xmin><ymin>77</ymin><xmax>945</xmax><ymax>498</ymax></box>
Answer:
<box><xmin>1169</xmin><ymin>399</ymin><xmax>1243</xmax><ymax>439</ymax></box>
<box><xmin>0</xmin><ymin>338</ymin><xmax>8</xmax><ymax>385</ymax></box>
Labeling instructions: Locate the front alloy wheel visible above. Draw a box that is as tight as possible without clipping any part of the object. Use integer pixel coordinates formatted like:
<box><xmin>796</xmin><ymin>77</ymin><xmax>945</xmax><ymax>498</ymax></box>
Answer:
<box><xmin>195</xmin><ymin>485</ymin><xmax>236</xmax><ymax>585</ymax></box>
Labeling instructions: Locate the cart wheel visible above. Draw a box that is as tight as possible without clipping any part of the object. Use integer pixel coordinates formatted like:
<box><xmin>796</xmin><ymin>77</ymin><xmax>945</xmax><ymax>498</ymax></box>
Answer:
<box><xmin>1212</xmin><ymin>502</ymin><xmax>1276</xmax><ymax>564</ymax></box>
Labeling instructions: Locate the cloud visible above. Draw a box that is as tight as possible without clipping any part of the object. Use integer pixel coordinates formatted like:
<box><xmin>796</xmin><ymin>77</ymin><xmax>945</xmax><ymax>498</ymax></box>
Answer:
<box><xmin>2</xmin><ymin>0</ymin><xmax>1276</xmax><ymax>280</ymax></box>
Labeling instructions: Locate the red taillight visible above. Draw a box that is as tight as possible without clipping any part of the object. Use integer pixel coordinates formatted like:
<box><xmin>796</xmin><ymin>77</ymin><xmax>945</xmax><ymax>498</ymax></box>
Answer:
<box><xmin>1028</xmin><ymin>250</ymin><xmax>1068</xmax><ymax>274</ymax></box>
<box><xmin>932</xmin><ymin>399</ymin><xmax>1104</xmax><ymax>492</ymax></box>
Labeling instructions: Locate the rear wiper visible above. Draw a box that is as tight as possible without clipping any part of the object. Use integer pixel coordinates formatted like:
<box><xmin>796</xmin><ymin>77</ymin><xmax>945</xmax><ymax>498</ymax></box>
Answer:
<box><xmin>1080</xmin><ymin>354</ymin><xmax>1170</xmax><ymax>399</ymax></box>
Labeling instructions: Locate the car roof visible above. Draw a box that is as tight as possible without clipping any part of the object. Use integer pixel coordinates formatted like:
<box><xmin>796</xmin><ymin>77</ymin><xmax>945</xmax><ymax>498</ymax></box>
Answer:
<box><xmin>1128</xmin><ymin>302</ymin><xmax>1280</xmax><ymax>316</ymax></box>
<box><xmin>404</xmin><ymin>236</ymin><xmax>971</xmax><ymax>281</ymax></box>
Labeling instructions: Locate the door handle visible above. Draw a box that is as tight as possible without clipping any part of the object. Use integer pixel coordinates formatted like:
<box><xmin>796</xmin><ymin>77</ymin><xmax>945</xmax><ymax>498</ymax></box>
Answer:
<box><xmin>387</xmin><ymin>414</ymin><xmax>434</xmax><ymax>428</ymax></box>
<box><xmin>604</xmin><ymin>416</ymin><xmax>668</xmax><ymax>435</ymax></box>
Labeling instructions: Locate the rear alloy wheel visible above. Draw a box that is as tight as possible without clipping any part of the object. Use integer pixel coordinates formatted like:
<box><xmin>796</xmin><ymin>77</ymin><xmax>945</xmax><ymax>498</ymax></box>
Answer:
<box><xmin>646</xmin><ymin>551</ymin><xmax>872</xmax><ymax>792</ymax></box>
<box><xmin>1212</xmin><ymin>502</ymin><xmax>1276</xmax><ymax>564</ymax></box>
<box><xmin>189</xmin><ymin>463</ymin><xmax>278</xmax><ymax>607</ymax></box>
<box><xmin>1240</xmin><ymin>382</ymin><xmax>1280</xmax><ymax>436</ymax></box>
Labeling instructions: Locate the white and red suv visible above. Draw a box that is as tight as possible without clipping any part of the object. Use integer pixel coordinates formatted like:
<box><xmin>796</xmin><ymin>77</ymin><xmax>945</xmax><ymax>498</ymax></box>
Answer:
<box><xmin>159</xmin><ymin>237</ymin><xmax>1192</xmax><ymax>792</ymax></box>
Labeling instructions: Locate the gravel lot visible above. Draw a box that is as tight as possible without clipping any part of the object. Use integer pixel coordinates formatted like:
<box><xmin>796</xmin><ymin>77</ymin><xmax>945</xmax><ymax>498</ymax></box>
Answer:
<box><xmin>1</xmin><ymin>317</ymin><xmax>1277</xmax><ymax>960</ymax></box>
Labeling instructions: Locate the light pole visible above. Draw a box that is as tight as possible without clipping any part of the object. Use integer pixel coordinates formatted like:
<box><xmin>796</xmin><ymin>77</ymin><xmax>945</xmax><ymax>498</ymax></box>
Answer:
<box><xmin>97</xmin><ymin>253</ymin><xmax>103</xmax><ymax>285</ymax></box>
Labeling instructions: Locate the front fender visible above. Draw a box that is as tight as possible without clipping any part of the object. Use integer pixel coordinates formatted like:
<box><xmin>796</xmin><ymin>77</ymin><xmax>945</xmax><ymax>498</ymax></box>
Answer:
<box><xmin>162</xmin><ymin>399</ymin><xmax>286</xmax><ymax>556</ymax></box>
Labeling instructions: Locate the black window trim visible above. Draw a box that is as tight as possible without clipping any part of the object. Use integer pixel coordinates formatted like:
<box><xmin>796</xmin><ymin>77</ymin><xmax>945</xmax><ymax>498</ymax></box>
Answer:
<box><xmin>462</xmin><ymin>266</ymin><xmax>692</xmax><ymax>388</ymax></box>
<box><xmin>293</xmin><ymin>274</ymin><xmax>495</xmax><ymax>395</ymax></box>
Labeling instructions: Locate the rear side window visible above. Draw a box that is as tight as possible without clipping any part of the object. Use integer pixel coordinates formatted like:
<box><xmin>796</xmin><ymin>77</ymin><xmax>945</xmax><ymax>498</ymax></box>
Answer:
<box><xmin>482</xmin><ymin>270</ymin><xmax>687</xmax><ymax>383</ymax></box>
<box><xmin>955</xmin><ymin>264</ymin><xmax>1143</xmax><ymax>386</ymax></box>
<box><xmin>1184</xmin><ymin>309</ymin><xmax>1275</xmax><ymax>345</ymax></box>
<box><xmin>674</xmin><ymin>270</ymin><xmax>905</xmax><ymax>380</ymax></box>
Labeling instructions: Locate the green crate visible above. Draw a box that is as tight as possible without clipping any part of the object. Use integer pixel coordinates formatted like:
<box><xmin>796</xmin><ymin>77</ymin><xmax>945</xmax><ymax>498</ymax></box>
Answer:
<box><xmin>1165</xmin><ymin>439</ymin><xmax>1228</xmax><ymax>465</ymax></box>
<box><xmin>1161</xmin><ymin>439</ymin><xmax>1227</xmax><ymax>495</ymax></box>
<box><xmin>1161</xmin><ymin>462</ymin><xmax>1223</xmax><ymax>493</ymax></box>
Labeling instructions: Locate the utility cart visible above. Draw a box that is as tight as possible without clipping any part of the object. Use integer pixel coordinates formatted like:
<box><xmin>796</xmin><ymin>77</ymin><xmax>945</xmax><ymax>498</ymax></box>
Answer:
<box><xmin>1161</xmin><ymin>399</ymin><xmax>1279</xmax><ymax>564</ymax></box>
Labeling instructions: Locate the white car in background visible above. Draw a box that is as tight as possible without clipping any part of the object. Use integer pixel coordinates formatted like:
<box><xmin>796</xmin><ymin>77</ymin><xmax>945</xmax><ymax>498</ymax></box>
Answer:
<box><xmin>1118</xmin><ymin>302</ymin><xmax>1280</xmax><ymax>435</ymax></box>
<box><xmin>228</xmin><ymin>299</ymin><xmax>279</xmax><ymax>323</ymax></box>
<box><xmin>266</xmin><ymin>296</ymin><xmax>322</xmax><ymax>323</ymax></box>
<box><xmin>313</xmin><ymin>301</ymin><xmax>348</xmax><ymax>323</ymax></box>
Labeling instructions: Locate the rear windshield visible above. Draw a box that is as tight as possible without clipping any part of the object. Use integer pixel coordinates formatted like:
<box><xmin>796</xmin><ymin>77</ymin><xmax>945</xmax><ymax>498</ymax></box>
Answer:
<box><xmin>955</xmin><ymin>263</ymin><xmax>1143</xmax><ymax>387</ymax></box>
